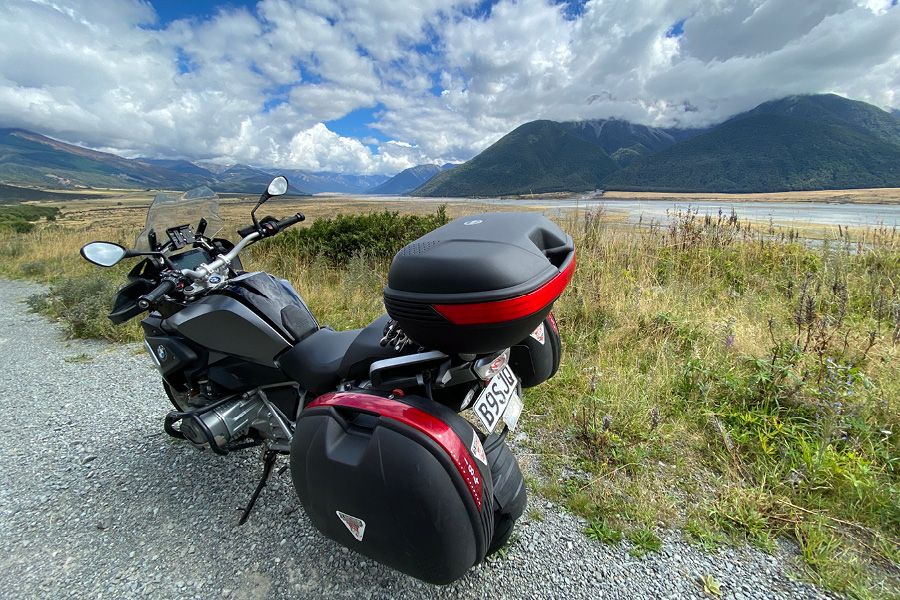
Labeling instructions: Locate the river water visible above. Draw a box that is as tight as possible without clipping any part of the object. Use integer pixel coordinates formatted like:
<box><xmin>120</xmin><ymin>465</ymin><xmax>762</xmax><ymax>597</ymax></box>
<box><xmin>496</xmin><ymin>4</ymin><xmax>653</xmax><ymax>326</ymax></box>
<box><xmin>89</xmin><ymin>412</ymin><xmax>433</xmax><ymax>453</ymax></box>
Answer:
<box><xmin>365</xmin><ymin>195</ymin><xmax>900</xmax><ymax>228</ymax></box>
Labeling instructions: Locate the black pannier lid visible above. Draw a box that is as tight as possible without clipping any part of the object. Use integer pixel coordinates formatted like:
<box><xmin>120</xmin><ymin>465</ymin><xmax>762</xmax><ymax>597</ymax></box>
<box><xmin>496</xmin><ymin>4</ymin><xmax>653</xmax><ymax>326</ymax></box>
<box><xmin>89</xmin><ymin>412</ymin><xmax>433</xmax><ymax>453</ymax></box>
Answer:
<box><xmin>384</xmin><ymin>212</ymin><xmax>575</xmax><ymax>354</ymax></box>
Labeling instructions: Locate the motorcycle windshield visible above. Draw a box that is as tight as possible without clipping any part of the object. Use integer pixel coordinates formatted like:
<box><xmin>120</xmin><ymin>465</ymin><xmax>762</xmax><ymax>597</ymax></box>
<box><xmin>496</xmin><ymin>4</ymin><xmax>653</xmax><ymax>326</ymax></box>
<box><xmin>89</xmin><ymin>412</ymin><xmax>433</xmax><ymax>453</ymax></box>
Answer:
<box><xmin>134</xmin><ymin>186</ymin><xmax>224</xmax><ymax>251</ymax></box>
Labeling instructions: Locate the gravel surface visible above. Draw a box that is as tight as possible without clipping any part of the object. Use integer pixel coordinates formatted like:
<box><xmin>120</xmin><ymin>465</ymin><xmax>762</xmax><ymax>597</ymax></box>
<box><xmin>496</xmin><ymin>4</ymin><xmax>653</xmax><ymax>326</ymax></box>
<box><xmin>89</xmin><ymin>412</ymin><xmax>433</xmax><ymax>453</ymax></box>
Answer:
<box><xmin>0</xmin><ymin>278</ymin><xmax>839</xmax><ymax>600</ymax></box>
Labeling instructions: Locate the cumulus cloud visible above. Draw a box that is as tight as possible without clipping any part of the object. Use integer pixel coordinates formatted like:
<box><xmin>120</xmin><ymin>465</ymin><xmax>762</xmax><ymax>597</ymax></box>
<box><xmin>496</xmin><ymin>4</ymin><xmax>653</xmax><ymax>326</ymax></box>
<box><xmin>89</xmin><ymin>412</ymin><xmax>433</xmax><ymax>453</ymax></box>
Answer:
<box><xmin>0</xmin><ymin>0</ymin><xmax>898</xmax><ymax>174</ymax></box>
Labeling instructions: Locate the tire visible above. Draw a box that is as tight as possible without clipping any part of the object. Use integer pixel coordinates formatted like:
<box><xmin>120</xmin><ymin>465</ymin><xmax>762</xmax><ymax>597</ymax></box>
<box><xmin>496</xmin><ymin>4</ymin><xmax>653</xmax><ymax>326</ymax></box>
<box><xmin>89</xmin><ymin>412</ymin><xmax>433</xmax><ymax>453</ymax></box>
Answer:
<box><xmin>162</xmin><ymin>381</ymin><xmax>189</xmax><ymax>411</ymax></box>
<box><xmin>486</xmin><ymin>511</ymin><xmax>518</xmax><ymax>556</ymax></box>
<box><xmin>483</xmin><ymin>431</ymin><xmax>527</xmax><ymax>556</ymax></box>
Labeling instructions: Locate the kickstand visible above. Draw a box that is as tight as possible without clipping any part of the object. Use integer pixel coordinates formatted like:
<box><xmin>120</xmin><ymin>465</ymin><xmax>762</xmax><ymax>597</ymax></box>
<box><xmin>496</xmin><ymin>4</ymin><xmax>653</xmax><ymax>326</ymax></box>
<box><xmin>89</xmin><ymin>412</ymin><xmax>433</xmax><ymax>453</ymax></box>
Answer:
<box><xmin>238</xmin><ymin>448</ymin><xmax>278</xmax><ymax>526</ymax></box>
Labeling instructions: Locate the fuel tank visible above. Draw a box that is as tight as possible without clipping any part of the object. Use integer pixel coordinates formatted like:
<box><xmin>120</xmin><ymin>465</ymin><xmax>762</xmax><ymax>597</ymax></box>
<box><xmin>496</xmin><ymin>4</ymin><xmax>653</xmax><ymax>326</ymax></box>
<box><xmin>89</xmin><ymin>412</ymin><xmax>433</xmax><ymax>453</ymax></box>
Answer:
<box><xmin>163</xmin><ymin>272</ymin><xmax>317</xmax><ymax>367</ymax></box>
<box><xmin>165</xmin><ymin>293</ymin><xmax>291</xmax><ymax>366</ymax></box>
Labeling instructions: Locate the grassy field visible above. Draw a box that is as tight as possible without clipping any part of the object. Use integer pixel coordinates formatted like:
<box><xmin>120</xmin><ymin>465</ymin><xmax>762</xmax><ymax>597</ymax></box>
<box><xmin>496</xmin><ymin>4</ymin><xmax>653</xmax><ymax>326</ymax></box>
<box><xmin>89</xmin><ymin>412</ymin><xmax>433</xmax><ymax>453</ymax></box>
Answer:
<box><xmin>0</xmin><ymin>196</ymin><xmax>898</xmax><ymax>598</ymax></box>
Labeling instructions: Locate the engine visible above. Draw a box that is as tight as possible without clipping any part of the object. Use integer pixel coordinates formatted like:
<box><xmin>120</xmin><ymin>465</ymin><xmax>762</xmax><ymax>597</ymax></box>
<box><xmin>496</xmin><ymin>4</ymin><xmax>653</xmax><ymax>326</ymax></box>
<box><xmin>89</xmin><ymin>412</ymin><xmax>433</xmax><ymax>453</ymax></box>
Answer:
<box><xmin>179</xmin><ymin>394</ymin><xmax>267</xmax><ymax>453</ymax></box>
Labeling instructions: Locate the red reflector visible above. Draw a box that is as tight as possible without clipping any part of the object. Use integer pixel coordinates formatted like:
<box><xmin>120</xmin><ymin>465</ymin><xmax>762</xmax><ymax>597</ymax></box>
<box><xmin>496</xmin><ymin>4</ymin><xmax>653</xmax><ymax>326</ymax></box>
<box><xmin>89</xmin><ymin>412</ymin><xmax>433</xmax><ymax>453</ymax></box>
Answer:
<box><xmin>307</xmin><ymin>392</ymin><xmax>484</xmax><ymax>510</ymax></box>
<box><xmin>433</xmin><ymin>253</ymin><xmax>576</xmax><ymax>325</ymax></box>
<box><xmin>547</xmin><ymin>311</ymin><xmax>559</xmax><ymax>334</ymax></box>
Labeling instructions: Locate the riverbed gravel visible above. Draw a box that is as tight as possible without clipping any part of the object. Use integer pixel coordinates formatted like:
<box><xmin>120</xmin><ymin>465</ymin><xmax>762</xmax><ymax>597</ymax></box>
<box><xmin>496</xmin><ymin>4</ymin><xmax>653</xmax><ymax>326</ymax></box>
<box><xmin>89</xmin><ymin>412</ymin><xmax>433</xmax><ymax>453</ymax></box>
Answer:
<box><xmin>0</xmin><ymin>279</ymin><xmax>839</xmax><ymax>599</ymax></box>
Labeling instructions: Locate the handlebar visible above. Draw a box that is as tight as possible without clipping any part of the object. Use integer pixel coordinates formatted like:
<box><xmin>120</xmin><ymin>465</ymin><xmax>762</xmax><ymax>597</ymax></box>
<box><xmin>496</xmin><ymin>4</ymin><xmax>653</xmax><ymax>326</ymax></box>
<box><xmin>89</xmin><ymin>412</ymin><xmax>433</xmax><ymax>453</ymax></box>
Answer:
<box><xmin>137</xmin><ymin>278</ymin><xmax>177</xmax><ymax>310</ymax></box>
<box><xmin>237</xmin><ymin>212</ymin><xmax>305</xmax><ymax>238</ymax></box>
<box><xmin>273</xmin><ymin>212</ymin><xmax>305</xmax><ymax>232</ymax></box>
<box><xmin>180</xmin><ymin>213</ymin><xmax>304</xmax><ymax>284</ymax></box>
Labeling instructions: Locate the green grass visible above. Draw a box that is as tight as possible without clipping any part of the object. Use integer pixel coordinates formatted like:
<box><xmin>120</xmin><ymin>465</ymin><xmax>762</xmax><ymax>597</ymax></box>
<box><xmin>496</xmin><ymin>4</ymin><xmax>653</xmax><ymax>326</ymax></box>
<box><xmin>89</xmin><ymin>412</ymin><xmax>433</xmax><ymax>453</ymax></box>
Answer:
<box><xmin>627</xmin><ymin>526</ymin><xmax>663</xmax><ymax>557</ymax></box>
<box><xmin>584</xmin><ymin>518</ymin><xmax>623</xmax><ymax>544</ymax></box>
<box><xmin>1</xmin><ymin>205</ymin><xmax>897</xmax><ymax>598</ymax></box>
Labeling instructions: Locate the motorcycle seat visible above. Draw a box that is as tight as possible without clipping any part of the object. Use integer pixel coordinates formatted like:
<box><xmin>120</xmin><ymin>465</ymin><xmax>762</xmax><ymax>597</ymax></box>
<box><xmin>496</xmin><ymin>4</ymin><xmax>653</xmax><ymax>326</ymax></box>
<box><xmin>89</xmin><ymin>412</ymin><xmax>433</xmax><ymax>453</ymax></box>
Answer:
<box><xmin>277</xmin><ymin>314</ymin><xmax>399</xmax><ymax>394</ymax></box>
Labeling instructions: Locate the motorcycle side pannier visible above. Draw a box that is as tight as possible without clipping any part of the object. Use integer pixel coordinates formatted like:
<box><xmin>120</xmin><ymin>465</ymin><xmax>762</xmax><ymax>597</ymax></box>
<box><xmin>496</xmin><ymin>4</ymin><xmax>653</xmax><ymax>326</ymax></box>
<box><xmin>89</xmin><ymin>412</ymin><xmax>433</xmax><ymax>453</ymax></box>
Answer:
<box><xmin>383</xmin><ymin>212</ymin><xmax>575</xmax><ymax>354</ymax></box>
<box><xmin>290</xmin><ymin>392</ymin><xmax>495</xmax><ymax>584</ymax></box>
<box><xmin>509</xmin><ymin>313</ymin><xmax>562</xmax><ymax>388</ymax></box>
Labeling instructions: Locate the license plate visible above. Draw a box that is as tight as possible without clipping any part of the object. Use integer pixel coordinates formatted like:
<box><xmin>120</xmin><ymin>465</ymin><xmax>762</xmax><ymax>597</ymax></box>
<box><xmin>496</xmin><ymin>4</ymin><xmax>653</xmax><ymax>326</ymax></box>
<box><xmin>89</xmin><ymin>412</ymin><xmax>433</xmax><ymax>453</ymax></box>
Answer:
<box><xmin>473</xmin><ymin>365</ymin><xmax>520</xmax><ymax>433</ymax></box>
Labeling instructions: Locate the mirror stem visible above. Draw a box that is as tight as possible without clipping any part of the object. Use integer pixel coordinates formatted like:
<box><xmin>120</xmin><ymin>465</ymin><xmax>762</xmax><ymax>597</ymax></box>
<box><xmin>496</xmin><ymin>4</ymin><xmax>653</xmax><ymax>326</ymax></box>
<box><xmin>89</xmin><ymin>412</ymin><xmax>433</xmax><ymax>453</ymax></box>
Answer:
<box><xmin>251</xmin><ymin>192</ymin><xmax>269</xmax><ymax>229</ymax></box>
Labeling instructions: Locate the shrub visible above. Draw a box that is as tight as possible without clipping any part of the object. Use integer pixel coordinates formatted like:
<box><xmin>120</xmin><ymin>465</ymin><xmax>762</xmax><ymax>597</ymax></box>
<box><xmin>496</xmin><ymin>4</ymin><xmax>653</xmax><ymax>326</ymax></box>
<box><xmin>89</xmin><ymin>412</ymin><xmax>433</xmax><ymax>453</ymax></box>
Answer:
<box><xmin>0</xmin><ymin>205</ymin><xmax>60</xmax><ymax>233</ymax></box>
<box><xmin>29</xmin><ymin>271</ymin><xmax>140</xmax><ymax>342</ymax></box>
<box><xmin>266</xmin><ymin>205</ymin><xmax>448</xmax><ymax>265</ymax></box>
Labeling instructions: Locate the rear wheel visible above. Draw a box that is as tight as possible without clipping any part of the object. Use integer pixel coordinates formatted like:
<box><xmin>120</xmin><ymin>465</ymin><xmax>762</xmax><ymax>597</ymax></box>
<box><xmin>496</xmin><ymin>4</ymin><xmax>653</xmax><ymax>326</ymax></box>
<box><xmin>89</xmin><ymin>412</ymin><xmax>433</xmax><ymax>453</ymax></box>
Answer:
<box><xmin>487</xmin><ymin>511</ymin><xmax>518</xmax><ymax>555</ymax></box>
<box><xmin>483</xmin><ymin>430</ymin><xmax>527</xmax><ymax>556</ymax></box>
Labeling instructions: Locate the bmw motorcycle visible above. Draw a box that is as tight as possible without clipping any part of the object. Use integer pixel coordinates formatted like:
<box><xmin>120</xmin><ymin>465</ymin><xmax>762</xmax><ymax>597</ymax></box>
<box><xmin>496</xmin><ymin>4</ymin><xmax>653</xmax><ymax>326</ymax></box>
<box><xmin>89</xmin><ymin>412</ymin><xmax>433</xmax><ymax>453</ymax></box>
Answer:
<box><xmin>80</xmin><ymin>176</ymin><xmax>575</xmax><ymax>584</ymax></box>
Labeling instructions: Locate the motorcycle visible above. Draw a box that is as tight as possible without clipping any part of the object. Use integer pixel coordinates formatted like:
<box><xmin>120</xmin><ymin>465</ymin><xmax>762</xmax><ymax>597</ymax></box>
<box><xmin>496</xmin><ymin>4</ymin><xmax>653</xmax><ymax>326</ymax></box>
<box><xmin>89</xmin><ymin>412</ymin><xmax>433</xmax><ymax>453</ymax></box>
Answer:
<box><xmin>80</xmin><ymin>176</ymin><xmax>575</xmax><ymax>584</ymax></box>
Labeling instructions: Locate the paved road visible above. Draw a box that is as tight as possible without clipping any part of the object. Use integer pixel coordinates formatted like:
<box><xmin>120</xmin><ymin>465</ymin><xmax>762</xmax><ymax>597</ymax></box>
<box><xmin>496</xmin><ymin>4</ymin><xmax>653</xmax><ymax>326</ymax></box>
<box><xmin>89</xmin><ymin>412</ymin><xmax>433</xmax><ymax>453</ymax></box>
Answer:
<box><xmin>0</xmin><ymin>279</ymin><xmax>837</xmax><ymax>599</ymax></box>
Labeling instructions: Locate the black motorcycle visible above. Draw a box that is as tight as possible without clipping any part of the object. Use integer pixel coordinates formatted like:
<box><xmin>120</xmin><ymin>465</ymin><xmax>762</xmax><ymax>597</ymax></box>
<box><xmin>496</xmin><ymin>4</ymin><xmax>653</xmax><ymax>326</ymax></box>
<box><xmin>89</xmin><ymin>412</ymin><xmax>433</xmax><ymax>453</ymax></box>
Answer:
<box><xmin>81</xmin><ymin>176</ymin><xmax>575</xmax><ymax>584</ymax></box>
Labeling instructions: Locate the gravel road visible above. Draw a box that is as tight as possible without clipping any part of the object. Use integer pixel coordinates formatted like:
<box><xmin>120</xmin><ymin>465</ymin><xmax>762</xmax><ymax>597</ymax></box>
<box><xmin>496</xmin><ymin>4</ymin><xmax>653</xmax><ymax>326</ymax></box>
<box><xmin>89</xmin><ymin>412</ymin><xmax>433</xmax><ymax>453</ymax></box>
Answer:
<box><xmin>0</xmin><ymin>278</ymin><xmax>838</xmax><ymax>600</ymax></box>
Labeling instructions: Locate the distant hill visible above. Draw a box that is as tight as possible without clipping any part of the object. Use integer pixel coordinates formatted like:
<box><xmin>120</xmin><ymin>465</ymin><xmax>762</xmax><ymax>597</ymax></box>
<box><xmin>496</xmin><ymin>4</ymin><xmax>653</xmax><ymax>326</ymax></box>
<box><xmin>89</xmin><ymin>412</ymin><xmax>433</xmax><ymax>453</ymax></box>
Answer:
<box><xmin>280</xmin><ymin>170</ymin><xmax>387</xmax><ymax>194</ymax></box>
<box><xmin>413</xmin><ymin>121</ymin><xmax>618</xmax><ymax>196</ymax></box>
<box><xmin>137</xmin><ymin>158</ymin><xmax>216</xmax><ymax>179</ymax></box>
<box><xmin>0</xmin><ymin>128</ymin><xmax>209</xmax><ymax>190</ymax></box>
<box><xmin>416</xmin><ymin>94</ymin><xmax>900</xmax><ymax>195</ymax></box>
<box><xmin>369</xmin><ymin>163</ymin><xmax>456</xmax><ymax>195</ymax></box>
<box><xmin>0</xmin><ymin>129</ymin><xmax>387</xmax><ymax>196</ymax></box>
<box><xmin>561</xmin><ymin>119</ymin><xmax>704</xmax><ymax>166</ymax></box>
<box><xmin>213</xmin><ymin>164</ymin><xmax>280</xmax><ymax>193</ymax></box>
<box><xmin>603</xmin><ymin>113</ymin><xmax>900</xmax><ymax>192</ymax></box>
<box><xmin>731</xmin><ymin>94</ymin><xmax>900</xmax><ymax>146</ymax></box>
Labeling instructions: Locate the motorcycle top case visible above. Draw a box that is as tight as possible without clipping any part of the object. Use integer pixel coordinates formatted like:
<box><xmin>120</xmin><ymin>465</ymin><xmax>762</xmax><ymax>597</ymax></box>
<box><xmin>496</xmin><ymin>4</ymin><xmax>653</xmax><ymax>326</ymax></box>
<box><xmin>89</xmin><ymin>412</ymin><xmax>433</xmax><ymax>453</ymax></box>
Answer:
<box><xmin>290</xmin><ymin>391</ymin><xmax>494</xmax><ymax>584</ymax></box>
<box><xmin>383</xmin><ymin>212</ymin><xmax>575</xmax><ymax>354</ymax></box>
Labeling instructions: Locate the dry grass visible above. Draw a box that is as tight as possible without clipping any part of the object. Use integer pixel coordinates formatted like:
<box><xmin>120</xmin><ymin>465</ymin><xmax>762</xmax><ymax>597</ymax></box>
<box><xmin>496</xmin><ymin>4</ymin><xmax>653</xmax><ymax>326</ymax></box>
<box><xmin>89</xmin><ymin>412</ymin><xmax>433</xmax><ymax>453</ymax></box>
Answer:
<box><xmin>601</xmin><ymin>187</ymin><xmax>900</xmax><ymax>204</ymax></box>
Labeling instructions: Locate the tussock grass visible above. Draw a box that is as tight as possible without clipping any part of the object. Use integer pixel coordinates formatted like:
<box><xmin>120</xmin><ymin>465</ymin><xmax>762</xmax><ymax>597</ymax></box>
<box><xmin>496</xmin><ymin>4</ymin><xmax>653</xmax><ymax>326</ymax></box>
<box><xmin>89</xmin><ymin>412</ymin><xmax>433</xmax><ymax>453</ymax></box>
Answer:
<box><xmin>0</xmin><ymin>202</ymin><xmax>897</xmax><ymax>597</ymax></box>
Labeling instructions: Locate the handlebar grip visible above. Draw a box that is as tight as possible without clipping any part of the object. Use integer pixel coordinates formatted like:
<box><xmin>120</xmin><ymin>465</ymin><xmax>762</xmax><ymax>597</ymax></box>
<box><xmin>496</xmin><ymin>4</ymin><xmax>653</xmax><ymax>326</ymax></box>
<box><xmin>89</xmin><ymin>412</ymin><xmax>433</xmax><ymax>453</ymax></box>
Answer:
<box><xmin>273</xmin><ymin>212</ymin><xmax>305</xmax><ymax>232</ymax></box>
<box><xmin>137</xmin><ymin>278</ymin><xmax>177</xmax><ymax>310</ymax></box>
<box><xmin>237</xmin><ymin>223</ymin><xmax>258</xmax><ymax>238</ymax></box>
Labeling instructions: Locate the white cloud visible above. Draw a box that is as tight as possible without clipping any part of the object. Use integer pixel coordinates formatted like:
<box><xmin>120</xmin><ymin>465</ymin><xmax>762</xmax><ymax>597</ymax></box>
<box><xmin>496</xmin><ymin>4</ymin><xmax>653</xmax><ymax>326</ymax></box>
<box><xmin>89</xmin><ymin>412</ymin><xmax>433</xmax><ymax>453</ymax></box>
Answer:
<box><xmin>0</xmin><ymin>0</ymin><xmax>898</xmax><ymax>175</ymax></box>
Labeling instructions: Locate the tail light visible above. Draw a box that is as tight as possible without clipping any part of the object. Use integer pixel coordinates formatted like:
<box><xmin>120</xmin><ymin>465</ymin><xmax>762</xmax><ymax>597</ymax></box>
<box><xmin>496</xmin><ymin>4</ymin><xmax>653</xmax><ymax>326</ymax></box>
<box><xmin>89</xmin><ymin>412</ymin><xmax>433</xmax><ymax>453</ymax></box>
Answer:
<box><xmin>473</xmin><ymin>349</ymin><xmax>510</xmax><ymax>382</ymax></box>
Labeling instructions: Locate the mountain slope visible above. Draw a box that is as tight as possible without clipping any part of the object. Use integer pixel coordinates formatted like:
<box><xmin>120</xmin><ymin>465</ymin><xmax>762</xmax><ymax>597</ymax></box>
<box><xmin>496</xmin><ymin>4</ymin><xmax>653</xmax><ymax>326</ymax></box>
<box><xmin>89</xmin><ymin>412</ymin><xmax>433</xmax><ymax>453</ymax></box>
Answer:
<box><xmin>603</xmin><ymin>114</ymin><xmax>900</xmax><ymax>192</ymax></box>
<box><xmin>369</xmin><ymin>164</ymin><xmax>455</xmax><ymax>195</ymax></box>
<box><xmin>0</xmin><ymin>128</ymin><xmax>208</xmax><ymax>189</ymax></box>
<box><xmin>413</xmin><ymin>121</ymin><xmax>617</xmax><ymax>196</ymax></box>
<box><xmin>733</xmin><ymin>94</ymin><xmax>900</xmax><ymax>145</ymax></box>
<box><xmin>561</xmin><ymin>119</ymin><xmax>705</xmax><ymax>165</ymax></box>
<box><xmin>280</xmin><ymin>170</ymin><xmax>387</xmax><ymax>194</ymax></box>
<box><xmin>137</xmin><ymin>158</ymin><xmax>216</xmax><ymax>179</ymax></box>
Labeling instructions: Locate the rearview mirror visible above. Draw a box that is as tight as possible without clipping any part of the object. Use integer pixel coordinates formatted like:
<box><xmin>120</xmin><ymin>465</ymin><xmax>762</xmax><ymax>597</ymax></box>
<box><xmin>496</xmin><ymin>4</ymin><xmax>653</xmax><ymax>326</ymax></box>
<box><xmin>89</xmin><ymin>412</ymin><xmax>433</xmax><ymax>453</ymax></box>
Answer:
<box><xmin>253</xmin><ymin>175</ymin><xmax>290</xmax><ymax>228</ymax></box>
<box><xmin>80</xmin><ymin>241</ymin><xmax>127</xmax><ymax>267</ymax></box>
<box><xmin>267</xmin><ymin>175</ymin><xmax>288</xmax><ymax>197</ymax></box>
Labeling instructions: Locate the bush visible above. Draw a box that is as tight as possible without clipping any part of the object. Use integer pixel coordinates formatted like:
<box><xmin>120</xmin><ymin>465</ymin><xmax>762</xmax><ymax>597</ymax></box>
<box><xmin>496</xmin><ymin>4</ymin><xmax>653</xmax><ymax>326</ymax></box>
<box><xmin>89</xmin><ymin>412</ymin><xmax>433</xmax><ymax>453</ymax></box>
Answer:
<box><xmin>266</xmin><ymin>206</ymin><xmax>448</xmax><ymax>265</ymax></box>
<box><xmin>0</xmin><ymin>205</ymin><xmax>60</xmax><ymax>233</ymax></box>
<box><xmin>29</xmin><ymin>272</ymin><xmax>140</xmax><ymax>342</ymax></box>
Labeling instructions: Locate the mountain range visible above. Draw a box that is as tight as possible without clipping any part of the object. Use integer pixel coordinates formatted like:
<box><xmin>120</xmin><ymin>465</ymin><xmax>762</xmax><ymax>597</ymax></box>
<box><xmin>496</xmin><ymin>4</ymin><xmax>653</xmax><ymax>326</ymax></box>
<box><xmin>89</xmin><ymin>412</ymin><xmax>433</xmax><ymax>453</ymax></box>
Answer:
<box><xmin>368</xmin><ymin>163</ymin><xmax>457</xmax><ymax>195</ymax></box>
<box><xmin>0</xmin><ymin>128</ymin><xmax>387</xmax><ymax>195</ymax></box>
<box><xmin>414</xmin><ymin>94</ymin><xmax>900</xmax><ymax>196</ymax></box>
<box><xmin>2</xmin><ymin>94</ymin><xmax>899</xmax><ymax>198</ymax></box>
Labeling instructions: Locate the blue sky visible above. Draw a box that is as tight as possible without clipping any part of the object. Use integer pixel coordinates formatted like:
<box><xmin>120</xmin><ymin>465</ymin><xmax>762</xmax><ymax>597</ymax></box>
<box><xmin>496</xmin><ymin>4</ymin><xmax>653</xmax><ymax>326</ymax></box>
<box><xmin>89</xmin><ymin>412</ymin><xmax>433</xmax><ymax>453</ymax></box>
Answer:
<box><xmin>1</xmin><ymin>0</ymin><xmax>897</xmax><ymax>174</ymax></box>
<box><xmin>151</xmin><ymin>0</ymin><xmax>258</xmax><ymax>24</ymax></box>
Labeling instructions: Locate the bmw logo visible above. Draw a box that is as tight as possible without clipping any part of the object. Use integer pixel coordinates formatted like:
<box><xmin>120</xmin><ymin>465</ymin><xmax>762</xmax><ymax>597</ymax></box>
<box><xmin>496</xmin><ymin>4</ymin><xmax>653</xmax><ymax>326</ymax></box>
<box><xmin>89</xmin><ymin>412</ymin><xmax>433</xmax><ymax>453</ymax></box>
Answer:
<box><xmin>209</xmin><ymin>275</ymin><xmax>222</xmax><ymax>284</ymax></box>
<box><xmin>156</xmin><ymin>345</ymin><xmax>168</xmax><ymax>361</ymax></box>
